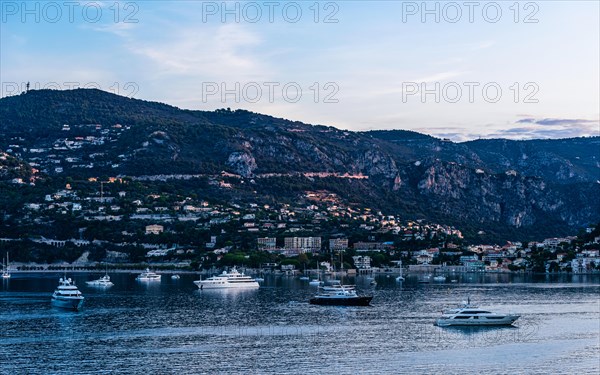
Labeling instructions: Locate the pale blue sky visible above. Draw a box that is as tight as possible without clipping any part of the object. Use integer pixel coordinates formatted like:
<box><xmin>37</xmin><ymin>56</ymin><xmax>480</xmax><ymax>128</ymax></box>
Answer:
<box><xmin>1</xmin><ymin>1</ymin><xmax>598</xmax><ymax>140</ymax></box>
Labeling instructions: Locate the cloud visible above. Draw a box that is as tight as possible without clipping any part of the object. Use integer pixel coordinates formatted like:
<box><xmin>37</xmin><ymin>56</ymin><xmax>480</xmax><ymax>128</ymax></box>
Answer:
<box><xmin>89</xmin><ymin>22</ymin><xmax>137</xmax><ymax>38</ymax></box>
<box><xmin>488</xmin><ymin>118</ymin><xmax>599</xmax><ymax>140</ymax></box>
<box><xmin>516</xmin><ymin>118</ymin><xmax>536</xmax><ymax>124</ymax></box>
<box><xmin>126</xmin><ymin>23</ymin><xmax>267</xmax><ymax>80</ymax></box>
<box><xmin>412</xmin><ymin>127</ymin><xmax>474</xmax><ymax>142</ymax></box>
<box><xmin>353</xmin><ymin>71</ymin><xmax>465</xmax><ymax>99</ymax></box>
<box><xmin>535</xmin><ymin>118</ymin><xmax>597</xmax><ymax>126</ymax></box>
<box><xmin>491</xmin><ymin>127</ymin><xmax>596</xmax><ymax>139</ymax></box>
<box><xmin>411</xmin><ymin>71</ymin><xmax>464</xmax><ymax>84</ymax></box>
<box><xmin>467</xmin><ymin>41</ymin><xmax>495</xmax><ymax>50</ymax></box>
<box><xmin>516</xmin><ymin>117</ymin><xmax>598</xmax><ymax>126</ymax></box>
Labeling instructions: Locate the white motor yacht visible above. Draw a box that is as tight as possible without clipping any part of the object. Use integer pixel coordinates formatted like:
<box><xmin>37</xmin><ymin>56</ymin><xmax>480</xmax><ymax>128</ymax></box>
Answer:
<box><xmin>51</xmin><ymin>277</ymin><xmax>84</xmax><ymax>310</ymax></box>
<box><xmin>435</xmin><ymin>299</ymin><xmax>520</xmax><ymax>327</ymax></box>
<box><xmin>310</xmin><ymin>287</ymin><xmax>373</xmax><ymax>306</ymax></box>
<box><xmin>194</xmin><ymin>267</ymin><xmax>259</xmax><ymax>289</ymax></box>
<box><xmin>321</xmin><ymin>280</ymin><xmax>355</xmax><ymax>292</ymax></box>
<box><xmin>86</xmin><ymin>274</ymin><xmax>114</xmax><ymax>287</ymax></box>
<box><xmin>136</xmin><ymin>268</ymin><xmax>161</xmax><ymax>281</ymax></box>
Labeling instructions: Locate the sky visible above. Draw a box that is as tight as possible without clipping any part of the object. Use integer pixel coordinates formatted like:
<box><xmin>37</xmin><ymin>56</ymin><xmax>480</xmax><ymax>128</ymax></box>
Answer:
<box><xmin>1</xmin><ymin>0</ymin><xmax>598</xmax><ymax>141</ymax></box>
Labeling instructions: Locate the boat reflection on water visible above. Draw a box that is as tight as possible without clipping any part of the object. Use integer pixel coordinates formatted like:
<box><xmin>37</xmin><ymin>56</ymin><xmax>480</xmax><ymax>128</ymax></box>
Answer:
<box><xmin>439</xmin><ymin>324</ymin><xmax>518</xmax><ymax>335</ymax></box>
<box><xmin>195</xmin><ymin>285</ymin><xmax>259</xmax><ymax>302</ymax></box>
<box><xmin>432</xmin><ymin>324</ymin><xmax>525</xmax><ymax>346</ymax></box>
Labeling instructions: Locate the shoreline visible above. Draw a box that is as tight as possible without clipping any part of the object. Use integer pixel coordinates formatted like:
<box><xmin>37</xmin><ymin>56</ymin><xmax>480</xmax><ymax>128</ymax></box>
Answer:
<box><xmin>4</xmin><ymin>267</ymin><xmax>600</xmax><ymax>277</ymax></box>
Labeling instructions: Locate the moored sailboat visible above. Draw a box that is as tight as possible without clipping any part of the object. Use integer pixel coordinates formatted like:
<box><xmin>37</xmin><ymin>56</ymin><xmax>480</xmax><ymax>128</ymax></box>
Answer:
<box><xmin>2</xmin><ymin>252</ymin><xmax>10</xmax><ymax>279</ymax></box>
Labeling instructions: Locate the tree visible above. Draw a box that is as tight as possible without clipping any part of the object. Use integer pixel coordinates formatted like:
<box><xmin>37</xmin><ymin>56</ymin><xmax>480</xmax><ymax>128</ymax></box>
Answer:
<box><xmin>298</xmin><ymin>253</ymin><xmax>309</xmax><ymax>265</ymax></box>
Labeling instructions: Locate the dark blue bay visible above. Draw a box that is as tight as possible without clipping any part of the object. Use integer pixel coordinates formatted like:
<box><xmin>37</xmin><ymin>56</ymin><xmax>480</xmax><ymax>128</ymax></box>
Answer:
<box><xmin>1</xmin><ymin>273</ymin><xmax>598</xmax><ymax>374</ymax></box>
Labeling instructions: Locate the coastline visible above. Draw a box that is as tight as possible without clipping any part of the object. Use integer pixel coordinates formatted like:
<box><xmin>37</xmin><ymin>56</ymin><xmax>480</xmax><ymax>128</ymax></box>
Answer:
<box><xmin>4</xmin><ymin>265</ymin><xmax>600</xmax><ymax>277</ymax></box>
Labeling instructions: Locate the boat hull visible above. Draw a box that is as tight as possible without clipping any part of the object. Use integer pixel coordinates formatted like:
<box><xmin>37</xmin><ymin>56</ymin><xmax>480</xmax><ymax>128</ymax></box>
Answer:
<box><xmin>51</xmin><ymin>296</ymin><xmax>84</xmax><ymax>311</ymax></box>
<box><xmin>435</xmin><ymin>315</ymin><xmax>520</xmax><ymax>327</ymax></box>
<box><xmin>194</xmin><ymin>281</ymin><xmax>259</xmax><ymax>289</ymax></box>
<box><xmin>86</xmin><ymin>281</ymin><xmax>113</xmax><ymax>287</ymax></box>
<box><xmin>309</xmin><ymin>296</ymin><xmax>373</xmax><ymax>306</ymax></box>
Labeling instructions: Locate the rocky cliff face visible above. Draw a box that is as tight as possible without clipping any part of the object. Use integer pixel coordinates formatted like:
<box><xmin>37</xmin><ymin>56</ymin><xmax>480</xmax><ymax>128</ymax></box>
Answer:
<box><xmin>406</xmin><ymin>160</ymin><xmax>598</xmax><ymax>229</ymax></box>
<box><xmin>227</xmin><ymin>152</ymin><xmax>257</xmax><ymax>177</ymax></box>
<box><xmin>352</xmin><ymin>149</ymin><xmax>399</xmax><ymax>178</ymax></box>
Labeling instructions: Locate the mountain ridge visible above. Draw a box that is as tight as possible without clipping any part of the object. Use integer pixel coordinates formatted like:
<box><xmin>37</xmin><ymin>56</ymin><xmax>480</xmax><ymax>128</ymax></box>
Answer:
<box><xmin>1</xmin><ymin>89</ymin><xmax>598</xmax><ymax>240</ymax></box>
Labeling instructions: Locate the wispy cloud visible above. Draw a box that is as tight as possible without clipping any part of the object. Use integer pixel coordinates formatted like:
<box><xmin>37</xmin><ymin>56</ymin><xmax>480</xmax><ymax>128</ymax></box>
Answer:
<box><xmin>489</xmin><ymin>117</ymin><xmax>599</xmax><ymax>139</ymax></box>
<box><xmin>469</xmin><ymin>40</ymin><xmax>495</xmax><ymax>50</ymax></box>
<box><xmin>129</xmin><ymin>24</ymin><xmax>265</xmax><ymax>78</ymax></box>
<box><xmin>353</xmin><ymin>70</ymin><xmax>465</xmax><ymax>99</ymax></box>
<box><xmin>411</xmin><ymin>71</ymin><xmax>464</xmax><ymax>84</ymax></box>
<box><xmin>89</xmin><ymin>22</ymin><xmax>138</xmax><ymax>38</ymax></box>
<box><xmin>516</xmin><ymin>117</ymin><xmax>598</xmax><ymax>126</ymax></box>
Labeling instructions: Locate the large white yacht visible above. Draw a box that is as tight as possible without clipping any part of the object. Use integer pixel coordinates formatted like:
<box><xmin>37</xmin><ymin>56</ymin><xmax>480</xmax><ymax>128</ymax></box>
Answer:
<box><xmin>435</xmin><ymin>299</ymin><xmax>520</xmax><ymax>327</ymax></box>
<box><xmin>194</xmin><ymin>267</ymin><xmax>259</xmax><ymax>289</ymax></box>
<box><xmin>51</xmin><ymin>277</ymin><xmax>84</xmax><ymax>310</ymax></box>
<box><xmin>136</xmin><ymin>268</ymin><xmax>161</xmax><ymax>281</ymax></box>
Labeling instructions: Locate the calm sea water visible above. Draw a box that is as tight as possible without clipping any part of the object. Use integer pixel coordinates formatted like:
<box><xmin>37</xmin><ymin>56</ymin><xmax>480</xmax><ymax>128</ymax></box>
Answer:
<box><xmin>1</xmin><ymin>272</ymin><xmax>598</xmax><ymax>374</ymax></box>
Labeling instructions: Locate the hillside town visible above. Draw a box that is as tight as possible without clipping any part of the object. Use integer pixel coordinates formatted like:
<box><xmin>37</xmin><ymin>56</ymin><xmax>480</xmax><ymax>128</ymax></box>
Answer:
<box><xmin>4</xmin><ymin>123</ymin><xmax>131</xmax><ymax>177</ymax></box>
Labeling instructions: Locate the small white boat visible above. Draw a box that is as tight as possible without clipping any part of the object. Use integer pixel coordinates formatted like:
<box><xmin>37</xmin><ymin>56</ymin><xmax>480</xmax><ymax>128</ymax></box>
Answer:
<box><xmin>433</xmin><ymin>276</ymin><xmax>446</xmax><ymax>282</ymax></box>
<box><xmin>52</xmin><ymin>277</ymin><xmax>84</xmax><ymax>310</ymax></box>
<box><xmin>435</xmin><ymin>299</ymin><xmax>520</xmax><ymax>327</ymax></box>
<box><xmin>86</xmin><ymin>274</ymin><xmax>114</xmax><ymax>287</ymax></box>
<box><xmin>299</xmin><ymin>276</ymin><xmax>310</xmax><ymax>281</ymax></box>
<box><xmin>254</xmin><ymin>276</ymin><xmax>264</xmax><ymax>282</ymax></box>
<box><xmin>171</xmin><ymin>274</ymin><xmax>181</xmax><ymax>280</ymax></box>
<box><xmin>136</xmin><ymin>268</ymin><xmax>161</xmax><ymax>281</ymax></box>
<box><xmin>309</xmin><ymin>279</ymin><xmax>323</xmax><ymax>286</ymax></box>
<box><xmin>396</xmin><ymin>276</ymin><xmax>405</xmax><ymax>282</ymax></box>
